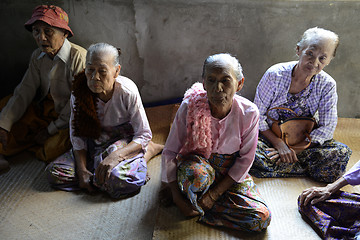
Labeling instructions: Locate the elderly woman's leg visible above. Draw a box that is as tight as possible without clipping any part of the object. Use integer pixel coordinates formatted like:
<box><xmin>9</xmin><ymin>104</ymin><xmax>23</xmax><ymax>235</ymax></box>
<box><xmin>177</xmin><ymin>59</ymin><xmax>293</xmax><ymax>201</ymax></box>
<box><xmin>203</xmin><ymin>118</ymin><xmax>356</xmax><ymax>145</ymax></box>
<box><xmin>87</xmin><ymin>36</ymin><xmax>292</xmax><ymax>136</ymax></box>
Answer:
<box><xmin>250</xmin><ymin>135</ymin><xmax>307</xmax><ymax>178</ymax></box>
<box><xmin>144</xmin><ymin>141</ymin><xmax>164</xmax><ymax>162</ymax></box>
<box><xmin>204</xmin><ymin>153</ymin><xmax>271</xmax><ymax>231</ymax></box>
<box><xmin>45</xmin><ymin>150</ymin><xmax>80</xmax><ymax>191</ymax></box>
<box><xmin>201</xmin><ymin>174</ymin><xmax>271</xmax><ymax>232</ymax></box>
<box><xmin>92</xmin><ymin>139</ymin><xmax>147</xmax><ymax>198</ymax></box>
<box><xmin>249</xmin><ymin>136</ymin><xmax>351</xmax><ymax>183</ymax></box>
<box><xmin>298</xmin><ymin>139</ymin><xmax>352</xmax><ymax>183</ymax></box>
<box><xmin>102</xmin><ymin>154</ymin><xmax>147</xmax><ymax>198</ymax></box>
<box><xmin>178</xmin><ymin>154</ymin><xmax>271</xmax><ymax>231</ymax></box>
<box><xmin>177</xmin><ymin>154</ymin><xmax>216</xmax><ymax>215</ymax></box>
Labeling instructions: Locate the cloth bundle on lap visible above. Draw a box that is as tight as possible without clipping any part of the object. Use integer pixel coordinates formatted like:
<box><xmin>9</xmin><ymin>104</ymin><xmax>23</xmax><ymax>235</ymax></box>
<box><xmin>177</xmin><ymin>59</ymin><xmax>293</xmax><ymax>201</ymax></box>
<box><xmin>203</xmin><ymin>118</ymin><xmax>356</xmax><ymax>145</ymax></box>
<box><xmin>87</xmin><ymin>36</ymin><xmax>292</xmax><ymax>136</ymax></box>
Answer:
<box><xmin>298</xmin><ymin>191</ymin><xmax>360</xmax><ymax>239</ymax></box>
<box><xmin>46</xmin><ymin>123</ymin><xmax>147</xmax><ymax>198</ymax></box>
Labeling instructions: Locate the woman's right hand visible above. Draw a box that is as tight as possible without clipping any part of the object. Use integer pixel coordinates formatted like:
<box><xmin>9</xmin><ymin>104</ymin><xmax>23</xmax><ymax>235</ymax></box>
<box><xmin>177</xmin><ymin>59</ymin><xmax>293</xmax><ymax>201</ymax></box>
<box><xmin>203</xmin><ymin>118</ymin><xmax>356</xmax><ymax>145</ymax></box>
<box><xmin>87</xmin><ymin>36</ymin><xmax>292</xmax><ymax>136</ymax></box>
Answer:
<box><xmin>0</xmin><ymin>128</ymin><xmax>9</xmax><ymax>150</ymax></box>
<box><xmin>261</xmin><ymin>130</ymin><xmax>298</xmax><ymax>165</ymax></box>
<box><xmin>268</xmin><ymin>140</ymin><xmax>298</xmax><ymax>165</ymax></box>
<box><xmin>78</xmin><ymin>169</ymin><xmax>94</xmax><ymax>192</ymax></box>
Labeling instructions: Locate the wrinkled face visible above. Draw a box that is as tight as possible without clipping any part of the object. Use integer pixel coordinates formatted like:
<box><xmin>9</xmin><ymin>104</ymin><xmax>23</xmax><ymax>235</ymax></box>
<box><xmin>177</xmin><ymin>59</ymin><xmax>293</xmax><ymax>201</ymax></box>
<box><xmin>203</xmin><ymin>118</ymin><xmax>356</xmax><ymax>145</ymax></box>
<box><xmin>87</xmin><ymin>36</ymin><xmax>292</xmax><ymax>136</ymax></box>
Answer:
<box><xmin>203</xmin><ymin>61</ymin><xmax>243</xmax><ymax>109</ymax></box>
<box><xmin>85</xmin><ymin>52</ymin><xmax>120</xmax><ymax>96</ymax></box>
<box><xmin>32</xmin><ymin>21</ymin><xmax>68</xmax><ymax>58</ymax></box>
<box><xmin>297</xmin><ymin>37</ymin><xmax>336</xmax><ymax>76</ymax></box>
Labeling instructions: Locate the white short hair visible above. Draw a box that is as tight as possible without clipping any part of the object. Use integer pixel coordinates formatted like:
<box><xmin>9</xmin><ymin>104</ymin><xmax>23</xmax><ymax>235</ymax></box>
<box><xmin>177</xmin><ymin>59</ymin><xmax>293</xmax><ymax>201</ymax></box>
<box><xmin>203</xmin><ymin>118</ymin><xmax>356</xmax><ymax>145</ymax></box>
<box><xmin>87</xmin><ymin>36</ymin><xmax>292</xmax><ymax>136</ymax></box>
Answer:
<box><xmin>86</xmin><ymin>42</ymin><xmax>120</xmax><ymax>67</ymax></box>
<box><xmin>202</xmin><ymin>53</ymin><xmax>244</xmax><ymax>81</ymax></box>
<box><xmin>297</xmin><ymin>27</ymin><xmax>339</xmax><ymax>57</ymax></box>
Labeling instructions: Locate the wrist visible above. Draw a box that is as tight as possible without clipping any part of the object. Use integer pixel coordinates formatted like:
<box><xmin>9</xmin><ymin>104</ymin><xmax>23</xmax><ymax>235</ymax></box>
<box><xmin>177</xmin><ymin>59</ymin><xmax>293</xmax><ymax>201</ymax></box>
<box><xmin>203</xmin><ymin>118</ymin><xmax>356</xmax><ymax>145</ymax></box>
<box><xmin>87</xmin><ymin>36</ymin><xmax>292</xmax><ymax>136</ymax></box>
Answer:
<box><xmin>108</xmin><ymin>150</ymin><xmax>125</xmax><ymax>163</ymax></box>
<box><xmin>273</xmin><ymin>139</ymin><xmax>287</xmax><ymax>149</ymax></box>
<box><xmin>327</xmin><ymin>177</ymin><xmax>347</xmax><ymax>194</ymax></box>
<box><xmin>326</xmin><ymin>183</ymin><xmax>337</xmax><ymax>195</ymax></box>
<box><xmin>208</xmin><ymin>189</ymin><xmax>220</xmax><ymax>201</ymax></box>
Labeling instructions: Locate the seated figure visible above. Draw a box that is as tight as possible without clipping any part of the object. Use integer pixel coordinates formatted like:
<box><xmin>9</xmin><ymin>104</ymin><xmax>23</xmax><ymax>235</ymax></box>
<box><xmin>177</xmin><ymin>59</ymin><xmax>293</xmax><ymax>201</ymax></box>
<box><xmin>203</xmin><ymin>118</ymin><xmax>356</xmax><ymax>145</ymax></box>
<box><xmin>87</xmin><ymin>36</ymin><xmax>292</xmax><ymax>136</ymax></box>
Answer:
<box><xmin>46</xmin><ymin>43</ymin><xmax>152</xmax><ymax>198</ymax></box>
<box><xmin>0</xmin><ymin>5</ymin><xmax>87</xmax><ymax>171</ymax></box>
<box><xmin>250</xmin><ymin>27</ymin><xmax>352</xmax><ymax>183</ymax></box>
<box><xmin>161</xmin><ymin>53</ymin><xmax>271</xmax><ymax>231</ymax></box>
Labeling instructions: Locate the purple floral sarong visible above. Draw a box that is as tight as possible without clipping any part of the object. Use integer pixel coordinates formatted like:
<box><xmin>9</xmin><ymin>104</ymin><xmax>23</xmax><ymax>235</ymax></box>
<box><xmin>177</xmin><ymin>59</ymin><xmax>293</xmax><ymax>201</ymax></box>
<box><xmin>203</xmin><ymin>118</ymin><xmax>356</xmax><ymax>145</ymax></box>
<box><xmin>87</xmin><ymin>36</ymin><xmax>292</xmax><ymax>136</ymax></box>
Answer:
<box><xmin>298</xmin><ymin>191</ymin><xmax>360</xmax><ymax>239</ymax></box>
<box><xmin>46</xmin><ymin>122</ymin><xmax>147</xmax><ymax>198</ymax></box>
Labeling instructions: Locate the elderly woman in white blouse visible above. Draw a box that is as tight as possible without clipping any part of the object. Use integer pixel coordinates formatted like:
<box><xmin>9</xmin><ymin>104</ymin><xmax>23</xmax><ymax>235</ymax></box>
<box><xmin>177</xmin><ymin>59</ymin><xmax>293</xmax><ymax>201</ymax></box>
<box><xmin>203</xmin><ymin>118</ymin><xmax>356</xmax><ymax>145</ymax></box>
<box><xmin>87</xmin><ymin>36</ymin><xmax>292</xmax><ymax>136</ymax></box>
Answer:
<box><xmin>46</xmin><ymin>43</ymin><xmax>152</xmax><ymax>198</ymax></box>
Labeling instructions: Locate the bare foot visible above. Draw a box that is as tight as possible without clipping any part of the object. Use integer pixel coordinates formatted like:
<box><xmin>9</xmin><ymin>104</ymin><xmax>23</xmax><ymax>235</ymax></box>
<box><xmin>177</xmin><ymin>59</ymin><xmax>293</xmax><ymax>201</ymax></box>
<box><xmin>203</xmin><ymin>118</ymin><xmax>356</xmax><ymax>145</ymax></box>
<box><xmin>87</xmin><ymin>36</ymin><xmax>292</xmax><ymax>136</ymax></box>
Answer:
<box><xmin>0</xmin><ymin>155</ymin><xmax>9</xmax><ymax>172</ymax></box>
<box><xmin>144</xmin><ymin>141</ymin><xmax>164</xmax><ymax>162</ymax></box>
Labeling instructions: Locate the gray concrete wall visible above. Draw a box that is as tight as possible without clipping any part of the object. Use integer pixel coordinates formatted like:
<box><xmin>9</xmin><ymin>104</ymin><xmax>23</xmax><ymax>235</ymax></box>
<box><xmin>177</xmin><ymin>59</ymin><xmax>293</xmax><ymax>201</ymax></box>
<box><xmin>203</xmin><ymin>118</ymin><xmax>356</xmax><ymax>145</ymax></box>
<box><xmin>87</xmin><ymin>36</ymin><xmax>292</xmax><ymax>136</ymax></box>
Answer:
<box><xmin>1</xmin><ymin>0</ymin><xmax>359</xmax><ymax>117</ymax></box>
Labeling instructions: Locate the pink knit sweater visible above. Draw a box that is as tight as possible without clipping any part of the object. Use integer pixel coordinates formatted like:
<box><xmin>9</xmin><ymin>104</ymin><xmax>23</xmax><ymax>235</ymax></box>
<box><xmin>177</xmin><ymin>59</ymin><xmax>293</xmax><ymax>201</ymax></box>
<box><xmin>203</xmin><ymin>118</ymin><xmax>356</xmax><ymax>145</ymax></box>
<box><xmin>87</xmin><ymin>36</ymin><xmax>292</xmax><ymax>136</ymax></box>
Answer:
<box><xmin>179</xmin><ymin>82</ymin><xmax>213</xmax><ymax>159</ymax></box>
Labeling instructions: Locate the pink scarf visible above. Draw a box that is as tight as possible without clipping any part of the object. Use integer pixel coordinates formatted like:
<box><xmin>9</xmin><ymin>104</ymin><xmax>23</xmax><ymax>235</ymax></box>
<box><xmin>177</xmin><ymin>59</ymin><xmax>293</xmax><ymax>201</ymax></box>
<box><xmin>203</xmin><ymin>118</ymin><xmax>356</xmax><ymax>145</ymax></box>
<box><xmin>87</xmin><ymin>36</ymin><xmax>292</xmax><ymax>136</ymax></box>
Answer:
<box><xmin>179</xmin><ymin>82</ymin><xmax>212</xmax><ymax>159</ymax></box>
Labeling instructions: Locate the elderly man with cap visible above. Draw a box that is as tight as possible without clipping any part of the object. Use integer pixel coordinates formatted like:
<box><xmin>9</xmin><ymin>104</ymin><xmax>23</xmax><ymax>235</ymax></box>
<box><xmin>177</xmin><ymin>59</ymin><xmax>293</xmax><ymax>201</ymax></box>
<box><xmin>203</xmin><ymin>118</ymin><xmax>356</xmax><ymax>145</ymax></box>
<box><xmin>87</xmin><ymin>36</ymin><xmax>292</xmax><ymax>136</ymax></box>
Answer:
<box><xmin>0</xmin><ymin>5</ymin><xmax>87</xmax><ymax>171</ymax></box>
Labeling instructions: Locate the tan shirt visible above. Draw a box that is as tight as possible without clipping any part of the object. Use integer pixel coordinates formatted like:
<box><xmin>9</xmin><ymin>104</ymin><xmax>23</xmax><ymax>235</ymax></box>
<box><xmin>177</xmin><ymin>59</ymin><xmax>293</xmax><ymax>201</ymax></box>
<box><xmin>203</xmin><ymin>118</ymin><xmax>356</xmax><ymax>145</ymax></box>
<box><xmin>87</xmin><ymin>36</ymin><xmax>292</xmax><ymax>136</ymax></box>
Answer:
<box><xmin>0</xmin><ymin>39</ymin><xmax>86</xmax><ymax>135</ymax></box>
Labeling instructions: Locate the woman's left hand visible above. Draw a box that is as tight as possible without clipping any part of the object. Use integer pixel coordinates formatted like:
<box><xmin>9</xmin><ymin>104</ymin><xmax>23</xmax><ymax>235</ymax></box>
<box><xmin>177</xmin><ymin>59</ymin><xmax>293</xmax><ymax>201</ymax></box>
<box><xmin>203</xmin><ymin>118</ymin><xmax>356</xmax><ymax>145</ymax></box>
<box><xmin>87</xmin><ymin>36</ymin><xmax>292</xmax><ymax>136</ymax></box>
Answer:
<box><xmin>95</xmin><ymin>151</ymin><xmax>125</xmax><ymax>185</ymax></box>
<box><xmin>198</xmin><ymin>189</ymin><xmax>220</xmax><ymax>211</ymax></box>
<box><xmin>266</xmin><ymin>144</ymin><xmax>298</xmax><ymax>165</ymax></box>
<box><xmin>95</xmin><ymin>141</ymin><xmax>142</xmax><ymax>185</ymax></box>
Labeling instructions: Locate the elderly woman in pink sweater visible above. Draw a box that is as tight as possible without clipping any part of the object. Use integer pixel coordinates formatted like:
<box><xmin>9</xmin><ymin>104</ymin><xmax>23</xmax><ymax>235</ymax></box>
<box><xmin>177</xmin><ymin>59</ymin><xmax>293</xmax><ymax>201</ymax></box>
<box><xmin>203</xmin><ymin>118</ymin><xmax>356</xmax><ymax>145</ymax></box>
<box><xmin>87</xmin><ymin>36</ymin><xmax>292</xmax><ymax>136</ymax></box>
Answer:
<box><xmin>161</xmin><ymin>53</ymin><xmax>271</xmax><ymax>232</ymax></box>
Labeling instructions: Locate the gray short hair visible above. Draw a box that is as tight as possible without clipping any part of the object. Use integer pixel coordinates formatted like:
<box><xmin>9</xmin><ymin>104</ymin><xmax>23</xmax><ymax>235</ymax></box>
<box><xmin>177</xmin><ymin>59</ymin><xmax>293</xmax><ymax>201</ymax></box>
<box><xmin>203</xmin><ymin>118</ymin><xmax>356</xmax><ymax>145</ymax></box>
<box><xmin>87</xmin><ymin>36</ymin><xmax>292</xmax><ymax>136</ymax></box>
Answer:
<box><xmin>86</xmin><ymin>42</ymin><xmax>121</xmax><ymax>67</ymax></box>
<box><xmin>202</xmin><ymin>53</ymin><xmax>244</xmax><ymax>81</ymax></box>
<box><xmin>297</xmin><ymin>27</ymin><xmax>339</xmax><ymax>57</ymax></box>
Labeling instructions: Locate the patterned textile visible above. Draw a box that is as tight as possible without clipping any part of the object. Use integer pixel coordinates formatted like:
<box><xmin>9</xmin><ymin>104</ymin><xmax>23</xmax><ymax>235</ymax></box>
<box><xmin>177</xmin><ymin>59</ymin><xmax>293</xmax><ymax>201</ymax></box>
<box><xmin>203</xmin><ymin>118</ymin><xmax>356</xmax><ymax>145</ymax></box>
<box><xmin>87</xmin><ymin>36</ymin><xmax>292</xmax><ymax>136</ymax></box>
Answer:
<box><xmin>249</xmin><ymin>135</ymin><xmax>352</xmax><ymax>183</ymax></box>
<box><xmin>254</xmin><ymin>61</ymin><xmax>338</xmax><ymax>145</ymax></box>
<box><xmin>46</xmin><ymin>123</ymin><xmax>147</xmax><ymax>198</ymax></box>
<box><xmin>298</xmin><ymin>191</ymin><xmax>360</xmax><ymax>239</ymax></box>
<box><xmin>0</xmin><ymin>94</ymin><xmax>71</xmax><ymax>162</ymax></box>
<box><xmin>177</xmin><ymin>153</ymin><xmax>271</xmax><ymax>232</ymax></box>
<box><xmin>278</xmin><ymin>88</ymin><xmax>313</xmax><ymax>120</ymax></box>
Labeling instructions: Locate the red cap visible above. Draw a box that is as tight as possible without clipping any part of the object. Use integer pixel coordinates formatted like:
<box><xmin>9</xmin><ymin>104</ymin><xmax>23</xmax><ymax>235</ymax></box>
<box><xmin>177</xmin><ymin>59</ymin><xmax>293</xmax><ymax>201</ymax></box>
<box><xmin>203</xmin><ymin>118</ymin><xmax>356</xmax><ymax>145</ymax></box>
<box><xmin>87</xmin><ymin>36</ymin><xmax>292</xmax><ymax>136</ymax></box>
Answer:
<box><xmin>24</xmin><ymin>5</ymin><xmax>73</xmax><ymax>37</ymax></box>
